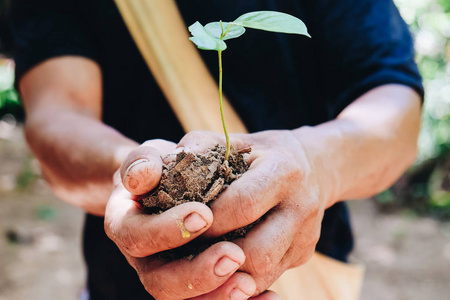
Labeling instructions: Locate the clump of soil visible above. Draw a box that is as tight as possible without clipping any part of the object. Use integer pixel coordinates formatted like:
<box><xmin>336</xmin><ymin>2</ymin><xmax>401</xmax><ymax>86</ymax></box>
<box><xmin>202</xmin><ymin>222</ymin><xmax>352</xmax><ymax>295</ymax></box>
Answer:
<box><xmin>141</xmin><ymin>145</ymin><xmax>252</xmax><ymax>260</ymax></box>
<box><xmin>142</xmin><ymin>145</ymin><xmax>248</xmax><ymax>212</ymax></box>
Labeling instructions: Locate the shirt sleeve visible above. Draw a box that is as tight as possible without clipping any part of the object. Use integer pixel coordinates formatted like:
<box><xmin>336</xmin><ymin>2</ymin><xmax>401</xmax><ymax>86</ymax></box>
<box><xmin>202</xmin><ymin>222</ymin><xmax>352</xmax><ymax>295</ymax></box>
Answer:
<box><xmin>10</xmin><ymin>0</ymin><xmax>98</xmax><ymax>83</ymax></box>
<box><xmin>306</xmin><ymin>0</ymin><xmax>424</xmax><ymax>117</ymax></box>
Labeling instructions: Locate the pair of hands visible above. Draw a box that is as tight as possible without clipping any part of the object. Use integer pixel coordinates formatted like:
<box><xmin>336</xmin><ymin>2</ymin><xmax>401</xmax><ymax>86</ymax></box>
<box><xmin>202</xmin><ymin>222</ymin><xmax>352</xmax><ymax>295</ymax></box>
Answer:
<box><xmin>104</xmin><ymin>130</ymin><xmax>331</xmax><ymax>300</ymax></box>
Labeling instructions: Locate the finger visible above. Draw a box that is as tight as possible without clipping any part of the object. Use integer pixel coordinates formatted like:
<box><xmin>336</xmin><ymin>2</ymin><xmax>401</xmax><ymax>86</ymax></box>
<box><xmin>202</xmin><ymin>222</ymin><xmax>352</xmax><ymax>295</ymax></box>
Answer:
<box><xmin>105</xmin><ymin>186</ymin><xmax>213</xmax><ymax>257</ymax></box>
<box><xmin>206</xmin><ymin>153</ymin><xmax>294</xmax><ymax>237</ymax></box>
<box><xmin>234</xmin><ymin>207</ymin><xmax>315</xmax><ymax>294</ymax></box>
<box><xmin>138</xmin><ymin>242</ymin><xmax>247</xmax><ymax>300</ymax></box>
<box><xmin>178</xmin><ymin>131</ymin><xmax>251</xmax><ymax>156</ymax></box>
<box><xmin>177</xmin><ymin>131</ymin><xmax>225</xmax><ymax>153</ymax></box>
<box><xmin>189</xmin><ymin>272</ymin><xmax>256</xmax><ymax>300</ymax></box>
<box><xmin>120</xmin><ymin>139</ymin><xmax>176</xmax><ymax>195</ymax></box>
<box><xmin>250</xmin><ymin>290</ymin><xmax>281</xmax><ymax>300</ymax></box>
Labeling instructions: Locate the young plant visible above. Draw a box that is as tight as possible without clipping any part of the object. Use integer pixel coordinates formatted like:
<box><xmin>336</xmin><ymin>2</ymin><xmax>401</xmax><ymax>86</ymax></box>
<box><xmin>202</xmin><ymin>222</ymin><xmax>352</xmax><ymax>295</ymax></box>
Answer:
<box><xmin>188</xmin><ymin>11</ymin><xmax>310</xmax><ymax>160</ymax></box>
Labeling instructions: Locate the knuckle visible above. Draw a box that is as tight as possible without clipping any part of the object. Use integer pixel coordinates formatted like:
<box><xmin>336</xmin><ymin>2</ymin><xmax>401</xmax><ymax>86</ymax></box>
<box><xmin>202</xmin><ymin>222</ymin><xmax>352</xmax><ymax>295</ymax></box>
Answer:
<box><xmin>267</xmin><ymin>154</ymin><xmax>304</xmax><ymax>195</ymax></box>
<box><xmin>104</xmin><ymin>215</ymin><xmax>148</xmax><ymax>257</ymax></box>
<box><xmin>119</xmin><ymin>233</ymin><xmax>140</xmax><ymax>257</ymax></box>
<box><xmin>306</xmin><ymin>200</ymin><xmax>321</xmax><ymax>220</ymax></box>
<box><xmin>246</xmin><ymin>246</ymin><xmax>277</xmax><ymax>278</ymax></box>
<box><xmin>141</xmin><ymin>139</ymin><xmax>157</xmax><ymax>147</ymax></box>
<box><xmin>127</xmin><ymin>220</ymin><xmax>182</xmax><ymax>257</ymax></box>
<box><xmin>290</xmin><ymin>236</ymin><xmax>317</xmax><ymax>267</ymax></box>
<box><xmin>187</xmin><ymin>276</ymin><xmax>210</xmax><ymax>294</ymax></box>
<box><xmin>125</xmin><ymin>241</ymin><xmax>146</xmax><ymax>258</ymax></box>
<box><xmin>295</xmin><ymin>248</ymin><xmax>315</xmax><ymax>267</ymax></box>
<box><xmin>117</xmin><ymin>223</ymin><xmax>151</xmax><ymax>258</ymax></box>
<box><xmin>103</xmin><ymin>217</ymin><xmax>115</xmax><ymax>240</ymax></box>
<box><xmin>152</xmin><ymin>229</ymin><xmax>177</xmax><ymax>252</ymax></box>
<box><xmin>180</xmin><ymin>131</ymin><xmax>222</xmax><ymax>149</ymax></box>
<box><xmin>290</xmin><ymin>164</ymin><xmax>304</xmax><ymax>184</ymax></box>
<box><xmin>293</xmin><ymin>197</ymin><xmax>321</xmax><ymax>226</ymax></box>
<box><xmin>181</xmin><ymin>130</ymin><xmax>208</xmax><ymax>144</ymax></box>
<box><xmin>311</xmin><ymin>227</ymin><xmax>321</xmax><ymax>245</ymax></box>
<box><xmin>279</xmin><ymin>156</ymin><xmax>304</xmax><ymax>184</ymax></box>
<box><xmin>142</xmin><ymin>139</ymin><xmax>153</xmax><ymax>144</ymax></box>
<box><xmin>235</xmin><ymin>188</ymin><xmax>259</xmax><ymax>225</ymax></box>
<box><xmin>254</xmin><ymin>276</ymin><xmax>277</xmax><ymax>296</ymax></box>
<box><xmin>143</xmin><ymin>275</ymin><xmax>193</xmax><ymax>300</ymax></box>
<box><xmin>104</xmin><ymin>214</ymin><xmax>123</xmax><ymax>244</ymax></box>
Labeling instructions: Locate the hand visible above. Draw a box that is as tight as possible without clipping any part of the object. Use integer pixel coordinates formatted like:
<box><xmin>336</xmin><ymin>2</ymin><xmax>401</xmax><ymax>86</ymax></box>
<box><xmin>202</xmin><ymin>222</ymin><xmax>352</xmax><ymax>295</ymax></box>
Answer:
<box><xmin>104</xmin><ymin>139</ymin><xmax>260</xmax><ymax>300</ymax></box>
<box><xmin>178</xmin><ymin>129</ymin><xmax>333</xmax><ymax>296</ymax></box>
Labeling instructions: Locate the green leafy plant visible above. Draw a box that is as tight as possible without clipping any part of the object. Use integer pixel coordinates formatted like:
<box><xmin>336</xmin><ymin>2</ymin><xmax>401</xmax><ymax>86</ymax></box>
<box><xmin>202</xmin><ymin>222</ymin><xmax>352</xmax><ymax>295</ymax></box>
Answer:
<box><xmin>188</xmin><ymin>11</ymin><xmax>310</xmax><ymax>160</ymax></box>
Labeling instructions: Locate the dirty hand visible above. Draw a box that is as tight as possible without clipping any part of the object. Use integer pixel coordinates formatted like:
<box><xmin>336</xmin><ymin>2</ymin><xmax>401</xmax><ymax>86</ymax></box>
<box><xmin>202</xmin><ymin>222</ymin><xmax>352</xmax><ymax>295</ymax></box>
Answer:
<box><xmin>178</xmin><ymin>129</ymin><xmax>335</xmax><ymax>297</ymax></box>
<box><xmin>104</xmin><ymin>139</ymin><xmax>263</xmax><ymax>300</ymax></box>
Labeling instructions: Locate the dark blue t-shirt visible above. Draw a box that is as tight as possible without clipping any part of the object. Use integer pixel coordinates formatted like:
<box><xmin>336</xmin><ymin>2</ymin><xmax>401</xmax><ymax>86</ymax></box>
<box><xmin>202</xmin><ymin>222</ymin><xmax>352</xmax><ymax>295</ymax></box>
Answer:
<box><xmin>10</xmin><ymin>0</ymin><xmax>423</xmax><ymax>299</ymax></box>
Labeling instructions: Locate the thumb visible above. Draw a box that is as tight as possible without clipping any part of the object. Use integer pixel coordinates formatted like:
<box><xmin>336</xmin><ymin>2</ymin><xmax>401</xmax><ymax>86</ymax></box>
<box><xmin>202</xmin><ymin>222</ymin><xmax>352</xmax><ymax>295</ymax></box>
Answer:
<box><xmin>120</xmin><ymin>139</ymin><xmax>176</xmax><ymax>195</ymax></box>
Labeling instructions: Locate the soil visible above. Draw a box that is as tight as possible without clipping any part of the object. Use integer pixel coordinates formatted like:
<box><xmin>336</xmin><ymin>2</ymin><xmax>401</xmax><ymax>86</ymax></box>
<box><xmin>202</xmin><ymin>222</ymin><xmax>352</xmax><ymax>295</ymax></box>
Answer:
<box><xmin>141</xmin><ymin>145</ymin><xmax>253</xmax><ymax>260</ymax></box>
<box><xmin>142</xmin><ymin>145</ymin><xmax>248</xmax><ymax>213</ymax></box>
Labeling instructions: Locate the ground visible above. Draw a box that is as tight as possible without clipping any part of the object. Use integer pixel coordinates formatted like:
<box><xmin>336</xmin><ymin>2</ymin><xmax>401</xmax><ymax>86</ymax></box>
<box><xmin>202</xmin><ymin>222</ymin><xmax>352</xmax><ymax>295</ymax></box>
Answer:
<box><xmin>0</xmin><ymin>124</ymin><xmax>449</xmax><ymax>299</ymax></box>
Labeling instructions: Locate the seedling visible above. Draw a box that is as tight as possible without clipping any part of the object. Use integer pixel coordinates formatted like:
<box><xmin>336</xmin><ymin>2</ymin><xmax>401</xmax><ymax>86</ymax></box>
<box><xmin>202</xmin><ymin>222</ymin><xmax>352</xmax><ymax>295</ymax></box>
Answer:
<box><xmin>189</xmin><ymin>11</ymin><xmax>310</xmax><ymax>160</ymax></box>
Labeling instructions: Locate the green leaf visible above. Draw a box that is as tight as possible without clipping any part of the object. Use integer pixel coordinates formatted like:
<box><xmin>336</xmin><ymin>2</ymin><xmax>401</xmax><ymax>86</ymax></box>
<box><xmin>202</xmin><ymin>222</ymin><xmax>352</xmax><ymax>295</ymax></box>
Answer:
<box><xmin>232</xmin><ymin>11</ymin><xmax>311</xmax><ymax>37</ymax></box>
<box><xmin>188</xmin><ymin>21</ymin><xmax>227</xmax><ymax>51</ymax></box>
<box><xmin>204</xmin><ymin>22</ymin><xmax>246</xmax><ymax>40</ymax></box>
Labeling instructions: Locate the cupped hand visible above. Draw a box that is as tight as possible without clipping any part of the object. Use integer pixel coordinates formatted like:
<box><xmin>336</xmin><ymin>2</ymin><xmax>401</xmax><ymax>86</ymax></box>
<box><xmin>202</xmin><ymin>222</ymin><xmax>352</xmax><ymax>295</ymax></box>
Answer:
<box><xmin>104</xmin><ymin>139</ymin><xmax>260</xmax><ymax>299</ymax></box>
<box><xmin>178</xmin><ymin>129</ymin><xmax>334</xmax><ymax>296</ymax></box>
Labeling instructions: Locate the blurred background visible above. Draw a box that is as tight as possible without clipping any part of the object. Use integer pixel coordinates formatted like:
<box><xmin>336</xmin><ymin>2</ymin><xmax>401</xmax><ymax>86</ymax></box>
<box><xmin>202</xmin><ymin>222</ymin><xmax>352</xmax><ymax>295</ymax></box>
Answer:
<box><xmin>0</xmin><ymin>0</ymin><xmax>449</xmax><ymax>299</ymax></box>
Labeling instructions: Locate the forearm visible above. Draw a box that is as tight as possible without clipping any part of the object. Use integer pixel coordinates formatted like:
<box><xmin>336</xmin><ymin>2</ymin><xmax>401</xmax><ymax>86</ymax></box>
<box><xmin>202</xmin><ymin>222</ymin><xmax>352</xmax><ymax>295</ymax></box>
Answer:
<box><xmin>25</xmin><ymin>106</ymin><xmax>137</xmax><ymax>216</ymax></box>
<box><xmin>293</xmin><ymin>84</ymin><xmax>422</xmax><ymax>206</ymax></box>
<box><xmin>18</xmin><ymin>57</ymin><xmax>138</xmax><ymax>215</ymax></box>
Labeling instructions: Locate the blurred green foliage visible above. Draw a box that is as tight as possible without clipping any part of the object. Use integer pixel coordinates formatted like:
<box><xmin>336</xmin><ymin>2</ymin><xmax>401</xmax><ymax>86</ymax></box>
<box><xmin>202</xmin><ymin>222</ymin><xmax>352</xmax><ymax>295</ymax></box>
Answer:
<box><xmin>376</xmin><ymin>0</ymin><xmax>450</xmax><ymax>218</ymax></box>
<box><xmin>0</xmin><ymin>59</ymin><xmax>22</xmax><ymax>119</ymax></box>
<box><xmin>15</xmin><ymin>155</ymin><xmax>40</xmax><ymax>191</ymax></box>
<box><xmin>0</xmin><ymin>60</ymin><xmax>18</xmax><ymax>103</ymax></box>
<box><xmin>0</xmin><ymin>0</ymin><xmax>21</xmax><ymax>117</ymax></box>
<box><xmin>35</xmin><ymin>205</ymin><xmax>58</xmax><ymax>221</ymax></box>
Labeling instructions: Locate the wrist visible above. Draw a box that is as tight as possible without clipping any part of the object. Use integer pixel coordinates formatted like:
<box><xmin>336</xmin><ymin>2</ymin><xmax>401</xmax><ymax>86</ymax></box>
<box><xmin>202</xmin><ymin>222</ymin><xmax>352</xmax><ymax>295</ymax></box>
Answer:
<box><xmin>291</xmin><ymin>125</ymin><xmax>344</xmax><ymax>208</ymax></box>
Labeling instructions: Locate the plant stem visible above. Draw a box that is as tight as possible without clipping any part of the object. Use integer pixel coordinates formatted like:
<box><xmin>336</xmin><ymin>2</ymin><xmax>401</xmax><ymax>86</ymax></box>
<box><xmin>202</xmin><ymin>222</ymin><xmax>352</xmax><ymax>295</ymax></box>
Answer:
<box><xmin>222</xmin><ymin>23</ymin><xmax>233</xmax><ymax>38</ymax></box>
<box><xmin>218</xmin><ymin>50</ymin><xmax>230</xmax><ymax>161</ymax></box>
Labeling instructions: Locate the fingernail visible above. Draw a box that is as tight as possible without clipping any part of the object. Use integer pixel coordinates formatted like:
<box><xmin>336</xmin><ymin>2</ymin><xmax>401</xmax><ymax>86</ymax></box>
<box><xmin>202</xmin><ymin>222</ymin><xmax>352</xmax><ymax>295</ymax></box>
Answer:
<box><xmin>126</xmin><ymin>158</ymin><xmax>148</xmax><ymax>175</ymax></box>
<box><xmin>124</xmin><ymin>159</ymin><xmax>149</xmax><ymax>189</ymax></box>
<box><xmin>214</xmin><ymin>256</ymin><xmax>240</xmax><ymax>277</ymax></box>
<box><xmin>183</xmin><ymin>213</ymin><xmax>207</xmax><ymax>233</ymax></box>
<box><xmin>230</xmin><ymin>288</ymin><xmax>250</xmax><ymax>300</ymax></box>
